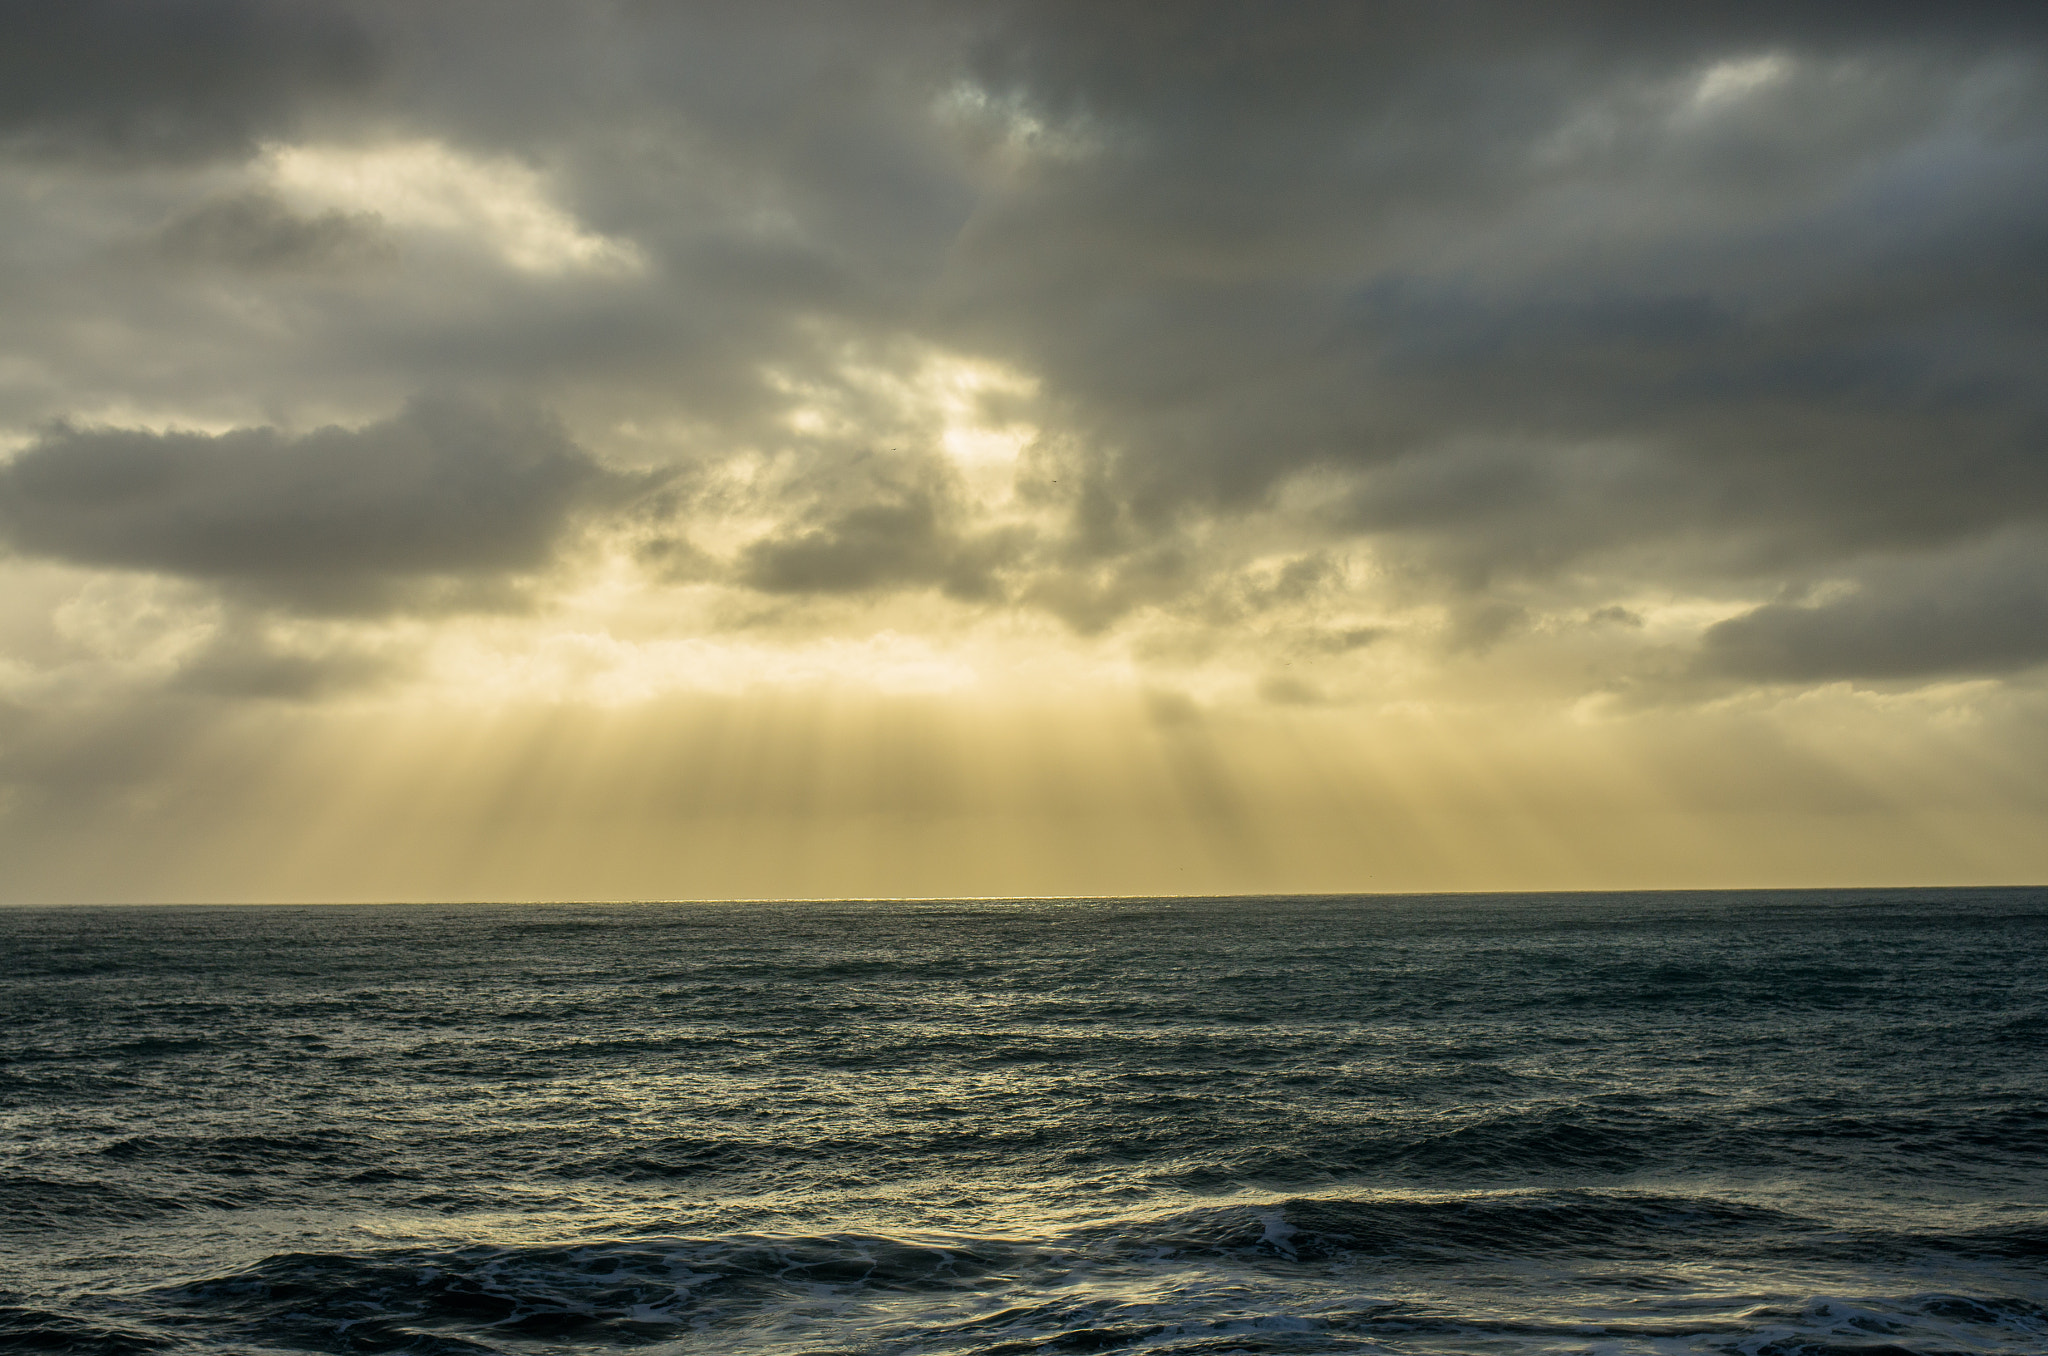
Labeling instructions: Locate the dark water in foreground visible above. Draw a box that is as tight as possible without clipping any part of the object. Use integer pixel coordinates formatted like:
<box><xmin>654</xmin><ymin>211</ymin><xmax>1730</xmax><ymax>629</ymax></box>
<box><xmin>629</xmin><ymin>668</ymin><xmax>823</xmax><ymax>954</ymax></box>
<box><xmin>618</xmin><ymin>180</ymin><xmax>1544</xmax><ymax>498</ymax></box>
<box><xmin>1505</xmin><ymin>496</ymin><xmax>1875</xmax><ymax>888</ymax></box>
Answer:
<box><xmin>2</xmin><ymin>891</ymin><xmax>2044</xmax><ymax>1355</ymax></box>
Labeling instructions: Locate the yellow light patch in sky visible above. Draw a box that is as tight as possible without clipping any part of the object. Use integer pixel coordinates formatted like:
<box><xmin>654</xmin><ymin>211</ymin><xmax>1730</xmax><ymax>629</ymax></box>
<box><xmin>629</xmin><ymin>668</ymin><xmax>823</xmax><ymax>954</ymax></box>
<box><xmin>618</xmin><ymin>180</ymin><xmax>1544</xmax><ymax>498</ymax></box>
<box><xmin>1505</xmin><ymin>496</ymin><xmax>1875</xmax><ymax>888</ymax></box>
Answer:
<box><xmin>265</xmin><ymin>140</ymin><xmax>643</xmax><ymax>275</ymax></box>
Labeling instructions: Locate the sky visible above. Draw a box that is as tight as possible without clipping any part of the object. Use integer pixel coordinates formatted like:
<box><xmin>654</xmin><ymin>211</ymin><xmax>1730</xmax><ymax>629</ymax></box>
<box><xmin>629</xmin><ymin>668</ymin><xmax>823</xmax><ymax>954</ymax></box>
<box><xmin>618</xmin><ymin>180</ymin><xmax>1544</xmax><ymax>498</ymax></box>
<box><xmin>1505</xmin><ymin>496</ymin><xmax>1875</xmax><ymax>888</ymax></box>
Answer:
<box><xmin>1</xmin><ymin>0</ymin><xmax>2045</xmax><ymax>902</ymax></box>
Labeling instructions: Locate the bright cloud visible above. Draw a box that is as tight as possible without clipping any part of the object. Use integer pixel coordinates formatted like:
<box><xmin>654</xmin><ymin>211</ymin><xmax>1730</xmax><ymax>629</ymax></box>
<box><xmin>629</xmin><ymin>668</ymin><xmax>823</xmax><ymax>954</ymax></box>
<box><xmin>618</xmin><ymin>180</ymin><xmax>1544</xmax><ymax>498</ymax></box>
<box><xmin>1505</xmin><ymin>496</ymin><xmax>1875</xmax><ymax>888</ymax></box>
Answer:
<box><xmin>264</xmin><ymin>140</ymin><xmax>642</xmax><ymax>275</ymax></box>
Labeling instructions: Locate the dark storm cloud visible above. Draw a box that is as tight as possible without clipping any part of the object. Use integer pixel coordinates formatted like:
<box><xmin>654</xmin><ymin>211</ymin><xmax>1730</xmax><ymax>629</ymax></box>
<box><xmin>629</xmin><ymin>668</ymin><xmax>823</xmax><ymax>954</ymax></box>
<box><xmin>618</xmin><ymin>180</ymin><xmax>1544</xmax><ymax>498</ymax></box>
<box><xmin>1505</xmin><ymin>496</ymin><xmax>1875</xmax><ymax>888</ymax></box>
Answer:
<box><xmin>0</xmin><ymin>397</ymin><xmax>619</xmax><ymax>613</ymax></box>
<box><xmin>950</xmin><ymin>5</ymin><xmax>2048</xmax><ymax>525</ymax></box>
<box><xmin>1698</xmin><ymin>540</ymin><xmax>2048</xmax><ymax>682</ymax></box>
<box><xmin>0</xmin><ymin>0</ymin><xmax>378</xmax><ymax>162</ymax></box>
<box><xmin>2</xmin><ymin>0</ymin><xmax>2044</xmax><ymax>688</ymax></box>
<box><xmin>898</xmin><ymin>0</ymin><xmax>2048</xmax><ymax>670</ymax></box>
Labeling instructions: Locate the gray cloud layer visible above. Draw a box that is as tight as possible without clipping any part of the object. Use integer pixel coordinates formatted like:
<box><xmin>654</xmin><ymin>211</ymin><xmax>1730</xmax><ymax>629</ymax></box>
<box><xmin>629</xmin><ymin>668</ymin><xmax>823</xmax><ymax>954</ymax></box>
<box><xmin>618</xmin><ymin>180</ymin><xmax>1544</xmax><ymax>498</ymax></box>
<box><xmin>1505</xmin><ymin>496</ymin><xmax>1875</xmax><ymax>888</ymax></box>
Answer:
<box><xmin>0</xmin><ymin>0</ymin><xmax>377</xmax><ymax>162</ymax></box>
<box><xmin>155</xmin><ymin>191</ymin><xmax>392</xmax><ymax>273</ymax></box>
<box><xmin>1700</xmin><ymin>537</ymin><xmax>2048</xmax><ymax>682</ymax></box>
<box><xmin>1</xmin><ymin>0</ymin><xmax>2044</xmax><ymax>684</ymax></box>
<box><xmin>0</xmin><ymin>398</ymin><xmax>613</xmax><ymax>612</ymax></box>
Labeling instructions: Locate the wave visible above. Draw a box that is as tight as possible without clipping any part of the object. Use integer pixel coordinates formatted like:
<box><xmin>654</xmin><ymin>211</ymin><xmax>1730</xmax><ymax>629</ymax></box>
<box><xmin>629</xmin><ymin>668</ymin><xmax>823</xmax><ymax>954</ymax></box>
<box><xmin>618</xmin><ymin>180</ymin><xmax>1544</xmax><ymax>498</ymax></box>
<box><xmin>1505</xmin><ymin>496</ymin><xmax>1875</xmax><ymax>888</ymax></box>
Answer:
<box><xmin>1094</xmin><ymin>1189</ymin><xmax>1810</xmax><ymax>1262</ymax></box>
<box><xmin>0</xmin><ymin>1306</ymin><xmax>170</xmax><ymax>1356</ymax></box>
<box><xmin>0</xmin><ymin>1174</ymin><xmax>203</xmax><ymax>1227</ymax></box>
<box><xmin>67</xmin><ymin>1191</ymin><xmax>2039</xmax><ymax>1355</ymax></box>
<box><xmin>27</xmin><ymin>1099</ymin><xmax>2047</xmax><ymax>1223</ymax></box>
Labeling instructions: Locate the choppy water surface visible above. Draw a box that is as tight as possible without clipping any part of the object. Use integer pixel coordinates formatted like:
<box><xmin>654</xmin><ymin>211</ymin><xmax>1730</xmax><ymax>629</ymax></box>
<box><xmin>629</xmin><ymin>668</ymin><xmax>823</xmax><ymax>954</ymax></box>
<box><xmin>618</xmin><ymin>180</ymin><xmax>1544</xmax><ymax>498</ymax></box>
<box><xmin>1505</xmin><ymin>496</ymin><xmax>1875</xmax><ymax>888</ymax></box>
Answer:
<box><xmin>2</xmin><ymin>890</ymin><xmax>2044</xmax><ymax>1355</ymax></box>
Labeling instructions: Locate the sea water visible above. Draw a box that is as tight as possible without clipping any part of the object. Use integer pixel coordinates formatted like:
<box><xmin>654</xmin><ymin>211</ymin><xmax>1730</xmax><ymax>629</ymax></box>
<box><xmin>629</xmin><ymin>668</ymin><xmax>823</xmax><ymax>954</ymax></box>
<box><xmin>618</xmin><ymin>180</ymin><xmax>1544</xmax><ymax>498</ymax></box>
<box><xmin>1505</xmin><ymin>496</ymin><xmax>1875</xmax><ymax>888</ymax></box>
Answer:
<box><xmin>2</xmin><ymin>890</ymin><xmax>2043</xmax><ymax>1354</ymax></box>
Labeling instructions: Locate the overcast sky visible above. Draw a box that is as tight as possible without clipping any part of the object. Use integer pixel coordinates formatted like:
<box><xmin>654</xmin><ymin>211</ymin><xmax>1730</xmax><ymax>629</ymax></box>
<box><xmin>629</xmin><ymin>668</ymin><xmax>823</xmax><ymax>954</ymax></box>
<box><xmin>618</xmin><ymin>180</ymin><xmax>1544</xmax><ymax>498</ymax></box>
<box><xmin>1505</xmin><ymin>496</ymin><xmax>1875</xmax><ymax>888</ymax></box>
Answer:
<box><xmin>2</xmin><ymin>1</ymin><xmax>2044</xmax><ymax>901</ymax></box>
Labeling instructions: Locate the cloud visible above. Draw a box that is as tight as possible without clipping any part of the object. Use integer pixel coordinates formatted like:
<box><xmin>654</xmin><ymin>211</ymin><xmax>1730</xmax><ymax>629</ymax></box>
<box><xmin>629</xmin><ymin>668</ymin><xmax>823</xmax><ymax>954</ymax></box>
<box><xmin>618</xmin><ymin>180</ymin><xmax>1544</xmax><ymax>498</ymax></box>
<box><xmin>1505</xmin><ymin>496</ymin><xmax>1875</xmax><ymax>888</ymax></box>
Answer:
<box><xmin>0</xmin><ymin>0</ymin><xmax>378</xmax><ymax>163</ymax></box>
<box><xmin>740</xmin><ymin>485</ymin><xmax>1024</xmax><ymax>603</ymax></box>
<box><xmin>262</xmin><ymin>140</ymin><xmax>644</xmax><ymax>276</ymax></box>
<box><xmin>166</xmin><ymin>619</ymin><xmax>404</xmax><ymax>700</ymax></box>
<box><xmin>155</xmin><ymin>190</ymin><xmax>392</xmax><ymax>272</ymax></box>
<box><xmin>0</xmin><ymin>396</ymin><xmax>621</xmax><ymax>613</ymax></box>
<box><xmin>937</xmin><ymin>3</ymin><xmax>2048</xmax><ymax>603</ymax></box>
<box><xmin>1</xmin><ymin>3</ymin><xmax>2045</xmax><ymax>681</ymax></box>
<box><xmin>1698</xmin><ymin>537</ymin><xmax>2048</xmax><ymax>682</ymax></box>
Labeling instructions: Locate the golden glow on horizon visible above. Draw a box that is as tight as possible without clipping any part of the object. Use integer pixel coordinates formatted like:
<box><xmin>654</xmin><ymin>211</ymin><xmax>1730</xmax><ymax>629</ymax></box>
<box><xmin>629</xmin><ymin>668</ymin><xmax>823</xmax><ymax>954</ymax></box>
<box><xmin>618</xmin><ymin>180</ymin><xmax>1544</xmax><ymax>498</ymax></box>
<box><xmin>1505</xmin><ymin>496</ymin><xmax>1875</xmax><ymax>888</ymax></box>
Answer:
<box><xmin>5</xmin><ymin>515</ymin><xmax>2042</xmax><ymax>906</ymax></box>
<box><xmin>6</xmin><ymin>674</ymin><xmax>2041</xmax><ymax>905</ymax></box>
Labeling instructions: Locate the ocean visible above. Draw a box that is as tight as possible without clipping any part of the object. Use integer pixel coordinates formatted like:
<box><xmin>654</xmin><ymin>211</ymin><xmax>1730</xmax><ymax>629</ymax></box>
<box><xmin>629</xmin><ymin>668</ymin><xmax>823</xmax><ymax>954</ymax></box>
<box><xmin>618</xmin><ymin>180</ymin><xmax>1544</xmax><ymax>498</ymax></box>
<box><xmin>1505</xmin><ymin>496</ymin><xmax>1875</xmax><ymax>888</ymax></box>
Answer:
<box><xmin>1</xmin><ymin>890</ymin><xmax>2043</xmax><ymax>1355</ymax></box>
